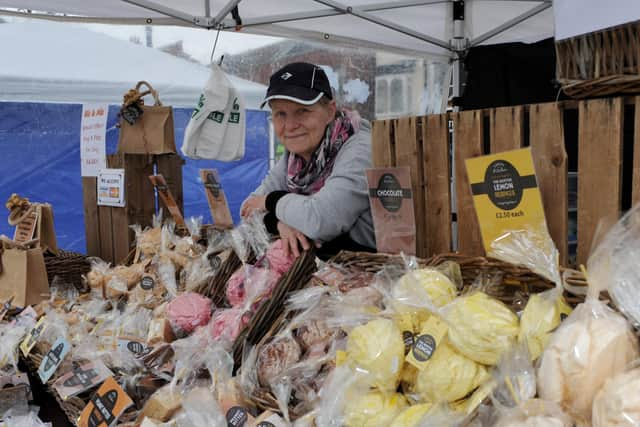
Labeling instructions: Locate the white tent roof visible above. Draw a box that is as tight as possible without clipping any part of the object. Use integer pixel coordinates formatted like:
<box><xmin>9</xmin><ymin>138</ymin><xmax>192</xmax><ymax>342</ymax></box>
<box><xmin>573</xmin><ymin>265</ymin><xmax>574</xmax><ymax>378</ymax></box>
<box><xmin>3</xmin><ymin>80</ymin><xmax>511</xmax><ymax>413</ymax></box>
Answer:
<box><xmin>0</xmin><ymin>20</ymin><xmax>267</xmax><ymax>108</ymax></box>
<box><xmin>0</xmin><ymin>1</ymin><xmax>554</xmax><ymax>57</ymax></box>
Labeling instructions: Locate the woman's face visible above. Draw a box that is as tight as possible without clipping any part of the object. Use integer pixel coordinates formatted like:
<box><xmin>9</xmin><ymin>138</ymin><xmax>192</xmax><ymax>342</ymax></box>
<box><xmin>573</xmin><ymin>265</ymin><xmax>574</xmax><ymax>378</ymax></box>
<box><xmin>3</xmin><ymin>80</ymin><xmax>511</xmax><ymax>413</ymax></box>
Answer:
<box><xmin>270</xmin><ymin>98</ymin><xmax>336</xmax><ymax>161</ymax></box>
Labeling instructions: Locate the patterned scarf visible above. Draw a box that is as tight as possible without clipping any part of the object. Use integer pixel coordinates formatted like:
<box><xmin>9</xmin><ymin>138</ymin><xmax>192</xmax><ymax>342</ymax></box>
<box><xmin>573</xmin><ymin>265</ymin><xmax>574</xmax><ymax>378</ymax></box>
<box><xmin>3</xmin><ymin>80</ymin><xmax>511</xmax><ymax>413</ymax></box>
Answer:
<box><xmin>286</xmin><ymin>109</ymin><xmax>361</xmax><ymax>194</ymax></box>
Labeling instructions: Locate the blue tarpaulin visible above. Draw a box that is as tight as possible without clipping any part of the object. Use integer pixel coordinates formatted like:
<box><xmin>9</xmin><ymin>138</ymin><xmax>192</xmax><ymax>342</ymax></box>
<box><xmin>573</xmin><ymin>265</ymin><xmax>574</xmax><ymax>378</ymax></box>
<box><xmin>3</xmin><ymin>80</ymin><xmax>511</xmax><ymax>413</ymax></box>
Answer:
<box><xmin>0</xmin><ymin>102</ymin><xmax>270</xmax><ymax>253</ymax></box>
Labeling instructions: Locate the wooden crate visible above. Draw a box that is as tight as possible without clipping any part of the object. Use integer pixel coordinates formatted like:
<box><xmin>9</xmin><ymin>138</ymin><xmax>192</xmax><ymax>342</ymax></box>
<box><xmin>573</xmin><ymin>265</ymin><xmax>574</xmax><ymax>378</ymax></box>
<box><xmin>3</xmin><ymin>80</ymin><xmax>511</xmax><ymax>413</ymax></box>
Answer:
<box><xmin>372</xmin><ymin>96</ymin><xmax>639</xmax><ymax>266</ymax></box>
<box><xmin>82</xmin><ymin>153</ymin><xmax>184</xmax><ymax>265</ymax></box>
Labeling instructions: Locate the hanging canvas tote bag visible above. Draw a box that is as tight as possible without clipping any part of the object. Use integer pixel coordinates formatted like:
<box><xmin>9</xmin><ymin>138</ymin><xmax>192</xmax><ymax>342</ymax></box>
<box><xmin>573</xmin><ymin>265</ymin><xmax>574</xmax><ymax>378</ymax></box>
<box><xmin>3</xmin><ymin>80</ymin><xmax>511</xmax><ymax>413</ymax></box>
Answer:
<box><xmin>181</xmin><ymin>65</ymin><xmax>246</xmax><ymax>161</ymax></box>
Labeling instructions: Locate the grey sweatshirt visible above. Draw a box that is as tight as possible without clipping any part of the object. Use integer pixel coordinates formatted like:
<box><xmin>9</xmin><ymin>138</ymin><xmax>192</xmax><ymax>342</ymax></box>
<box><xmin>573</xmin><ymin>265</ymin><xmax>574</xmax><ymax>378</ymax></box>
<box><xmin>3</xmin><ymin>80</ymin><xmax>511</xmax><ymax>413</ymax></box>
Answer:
<box><xmin>254</xmin><ymin>120</ymin><xmax>376</xmax><ymax>249</ymax></box>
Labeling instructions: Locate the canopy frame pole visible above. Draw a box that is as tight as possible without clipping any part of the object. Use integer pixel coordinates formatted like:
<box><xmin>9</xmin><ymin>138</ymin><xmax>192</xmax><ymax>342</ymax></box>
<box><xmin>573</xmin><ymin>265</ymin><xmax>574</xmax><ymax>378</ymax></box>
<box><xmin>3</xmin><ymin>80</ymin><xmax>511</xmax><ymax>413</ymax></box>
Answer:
<box><xmin>310</xmin><ymin>0</ymin><xmax>451</xmax><ymax>50</ymax></box>
<box><xmin>451</xmin><ymin>0</ymin><xmax>466</xmax><ymax>98</ymax></box>
<box><xmin>205</xmin><ymin>0</ymin><xmax>211</xmax><ymax>18</ymax></box>
<box><xmin>223</xmin><ymin>0</ymin><xmax>449</xmax><ymax>30</ymax></box>
<box><xmin>470</xmin><ymin>0</ymin><xmax>551</xmax><ymax>46</ymax></box>
<box><xmin>213</xmin><ymin>0</ymin><xmax>243</xmax><ymax>27</ymax></box>
<box><xmin>120</xmin><ymin>0</ymin><xmax>206</xmax><ymax>26</ymax></box>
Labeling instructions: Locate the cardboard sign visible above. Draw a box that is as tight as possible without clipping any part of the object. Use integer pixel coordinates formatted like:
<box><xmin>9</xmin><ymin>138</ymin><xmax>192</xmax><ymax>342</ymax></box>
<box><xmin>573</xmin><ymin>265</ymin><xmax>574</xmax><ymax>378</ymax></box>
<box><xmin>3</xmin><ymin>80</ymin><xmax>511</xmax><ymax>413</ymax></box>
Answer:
<box><xmin>54</xmin><ymin>360</ymin><xmax>113</xmax><ymax>400</ymax></box>
<box><xmin>78</xmin><ymin>377</ymin><xmax>133</xmax><ymax>427</ymax></box>
<box><xmin>81</xmin><ymin>104</ymin><xmax>108</xmax><ymax>177</ymax></box>
<box><xmin>38</xmin><ymin>337</ymin><xmax>71</xmax><ymax>383</ymax></box>
<box><xmin>200</xmin><ymin>169</ymin><xmax>233</xmax><ymax>229</ymax></box>
<box><xmin>366</xmin><ymin>167</ymin><xmax>416</xmax><ymax>255</ymax></box>
<box><xmin>13</xmin><ymin>209</ymin><xmax>37</xmax><ymax>244</ymax></box>
<box><xmin>97</xmin><ymin>169</ymin><xmax>125</xmax><ymax>207</ymax></box>
<box><xmin>20</xmin><ymin>317</ymin><xmax>47</xmax><ymax>357</ymax></box>
<box><xmin>465</xmin><ymin>148</ymin><xmax>548</xmax><ymax>253</ymax></box>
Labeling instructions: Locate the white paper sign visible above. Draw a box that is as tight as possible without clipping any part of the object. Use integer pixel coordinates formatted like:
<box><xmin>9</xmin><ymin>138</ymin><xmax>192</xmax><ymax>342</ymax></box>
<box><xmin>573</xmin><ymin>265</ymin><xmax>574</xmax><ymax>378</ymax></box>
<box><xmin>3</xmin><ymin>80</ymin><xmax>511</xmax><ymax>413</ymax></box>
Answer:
<box><xmin>97</xmin><ymin>168</ymin><xmax>125</xmax><ymax>207</ymax></box>
<box><xmin>80</xmin><ymin>104</ymin><xmax>108</xmax><ymax>177</ymax></box>
<box><xmin>555</xmin><ymin>0</ymin><xmax>640</xmax><ymax>40</ymax></box>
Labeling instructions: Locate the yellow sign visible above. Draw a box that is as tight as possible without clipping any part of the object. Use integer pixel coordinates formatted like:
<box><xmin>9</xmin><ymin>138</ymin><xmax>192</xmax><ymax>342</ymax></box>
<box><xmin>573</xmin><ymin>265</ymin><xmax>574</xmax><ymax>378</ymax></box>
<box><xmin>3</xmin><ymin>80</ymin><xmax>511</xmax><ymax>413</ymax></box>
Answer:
<box><xmin>465</xmin><ymin>148</ymin><xmax>548</xmax><ymax>252</ymax></box>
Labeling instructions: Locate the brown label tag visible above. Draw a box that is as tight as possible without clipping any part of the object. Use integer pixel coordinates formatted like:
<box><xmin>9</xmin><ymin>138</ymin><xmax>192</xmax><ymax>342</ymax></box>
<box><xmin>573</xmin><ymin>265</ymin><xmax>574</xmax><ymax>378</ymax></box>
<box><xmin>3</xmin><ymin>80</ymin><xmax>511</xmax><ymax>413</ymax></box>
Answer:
<box><xmin>366</xmin><ymin>167</ymin><xmax>416</xmax><ymax>255</ymax></box>
<box><xmin>54</xmin><ymin>361</ymin><xmax>113</xmax><ymax>400</ymax></box>
<box><xmin>78</xmin><ymin>377</ymin><xmax>133</xmax><ymax>427</ymax></box>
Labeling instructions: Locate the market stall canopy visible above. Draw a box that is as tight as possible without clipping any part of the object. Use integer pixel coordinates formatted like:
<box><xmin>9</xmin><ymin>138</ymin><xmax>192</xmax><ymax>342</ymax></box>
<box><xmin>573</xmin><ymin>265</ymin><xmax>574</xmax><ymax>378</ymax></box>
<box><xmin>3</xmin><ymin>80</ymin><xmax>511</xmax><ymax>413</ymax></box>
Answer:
<box><xmin>0</xmin><ymin>0</ymin><xmax>554</xmax><ymax>56</ymax></box>
<box><xmin>0</xmin><ymin>20</ymin><xmax>267</xmax><ymax>107</ymax></box>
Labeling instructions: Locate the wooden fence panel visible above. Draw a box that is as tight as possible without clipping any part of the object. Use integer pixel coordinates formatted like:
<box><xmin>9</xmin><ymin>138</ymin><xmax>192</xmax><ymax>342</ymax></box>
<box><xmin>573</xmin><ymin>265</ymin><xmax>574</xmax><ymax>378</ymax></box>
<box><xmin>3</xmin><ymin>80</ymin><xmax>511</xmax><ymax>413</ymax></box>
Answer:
<box><xmin>577</xmin><ymin>98</ymin><xmax>624</xmax><ymax>265</ymax></box>
<box><xmin>82</xmin><ymin>177</ymin><xmax>99</xmax><ymax>257</ymax></box>
<box><xmin>394</xmin><ymin>117</ymin><xmax>424</xmax><ymax>256</ymax></box>
<box><xmin>634</xmin><ymin>96</ymin><xmax>640</xmax><ymax>206</ymax></box>
<box><xmin>490</xmin><ymin>106</ymin><xmax>524</xmax><ymax>153</ymax></box>
<box><xmin>422</xmin><ymin>114</ymin><xmax>451</xmax><ymax>256</ymax></box>
<box><xmin>453</xmin><ymin>110</ymin><xmax>485</xmax><ymax>256</ymax></box>
<box><xmin>371</xmin><ymin>120</ymin><xmax>395</xmax><ymax>168</ymax></box>
<box><xmin>530</xmin><ymin>102</ymin><xmax>569</xmax><ymax>265</ymax></box>
<box><xmin>108</xmin><ymin>154</ymin><xmax>131</xmax><ymax>265</ymax></box>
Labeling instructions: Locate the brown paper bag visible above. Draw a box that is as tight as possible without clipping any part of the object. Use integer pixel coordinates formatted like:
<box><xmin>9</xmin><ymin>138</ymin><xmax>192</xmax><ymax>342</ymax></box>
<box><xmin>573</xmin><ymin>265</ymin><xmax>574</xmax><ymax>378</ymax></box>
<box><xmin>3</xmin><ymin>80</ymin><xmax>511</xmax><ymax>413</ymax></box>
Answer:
<box><xmin>117</xmin><ymin>81</ymin><xmax>176</xmax><ymax>154</ymax></box>
<box><xmin>36</xmin><ymin>204</ymin><xmax>58</xmax><ymax>255</ymax></box>
<box><xmin>0</xmin><ymin>246</ymin><xmax>49</xmax><ymax>307</ymax></box>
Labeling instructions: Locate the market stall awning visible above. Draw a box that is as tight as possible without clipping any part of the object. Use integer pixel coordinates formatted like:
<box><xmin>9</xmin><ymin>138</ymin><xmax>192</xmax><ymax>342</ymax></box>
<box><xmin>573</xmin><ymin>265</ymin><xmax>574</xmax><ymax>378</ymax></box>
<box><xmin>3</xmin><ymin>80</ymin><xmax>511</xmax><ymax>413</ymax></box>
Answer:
<box><xmin>0</xmin><ymin>0</ymin><xmax>554</xmax><ymax>56</ymax></box>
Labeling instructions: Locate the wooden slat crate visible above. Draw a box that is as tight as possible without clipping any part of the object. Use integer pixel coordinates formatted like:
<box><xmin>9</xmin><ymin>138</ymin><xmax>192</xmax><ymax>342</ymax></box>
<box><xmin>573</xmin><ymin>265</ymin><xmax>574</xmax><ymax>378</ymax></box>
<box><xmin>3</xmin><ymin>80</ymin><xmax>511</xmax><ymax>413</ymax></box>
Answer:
<box><xmin>372</xmin><ymin>96</ymin><xmax>638</xmax><ymax>266</ymax></box>
<box><xmin>82</xmin><ymin>153</ymin><xmax>184</xmax><ymax>265</ymax></box>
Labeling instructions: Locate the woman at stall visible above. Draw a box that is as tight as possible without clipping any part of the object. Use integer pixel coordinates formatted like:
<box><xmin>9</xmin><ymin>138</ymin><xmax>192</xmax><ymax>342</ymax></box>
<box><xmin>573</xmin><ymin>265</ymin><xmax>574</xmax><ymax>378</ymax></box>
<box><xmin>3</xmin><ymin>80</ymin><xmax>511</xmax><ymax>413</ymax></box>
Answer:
<box><xmin>240</xmin><ymin>62</ymin><xmax>375</xmax><ymax>259</ymax></box>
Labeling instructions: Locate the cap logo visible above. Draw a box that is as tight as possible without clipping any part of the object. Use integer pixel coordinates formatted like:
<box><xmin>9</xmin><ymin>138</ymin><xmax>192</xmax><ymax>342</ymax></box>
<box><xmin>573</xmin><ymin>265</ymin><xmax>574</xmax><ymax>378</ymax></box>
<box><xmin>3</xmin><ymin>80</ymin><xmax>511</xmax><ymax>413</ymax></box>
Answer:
<box><xmin>280</xmin><ymin>72</ymin><xmax>293</xmax><ymax>80</ymax></box>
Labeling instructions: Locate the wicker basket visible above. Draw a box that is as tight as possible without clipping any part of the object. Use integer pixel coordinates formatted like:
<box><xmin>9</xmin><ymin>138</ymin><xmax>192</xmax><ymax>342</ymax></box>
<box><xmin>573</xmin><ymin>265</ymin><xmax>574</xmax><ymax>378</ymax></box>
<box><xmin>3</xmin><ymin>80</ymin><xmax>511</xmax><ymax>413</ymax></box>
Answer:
<box><xmin>232</xmin><ymin>249</ymin><xmax>317</xmax><ymax>368</ymax></box>
<box><xmin>556</xmin><ymin>20</ymin><xmax>640</xmax><ymax>98</ymax></box>
<box><xmin>44</xmin><ymin>250</ymin><xmax>91</xmax><ymax>292</ymax></box>
<box><xmin>331</xmin><ymin>250</ymin><xmax>587</xmax><ymax>308</ymax></box>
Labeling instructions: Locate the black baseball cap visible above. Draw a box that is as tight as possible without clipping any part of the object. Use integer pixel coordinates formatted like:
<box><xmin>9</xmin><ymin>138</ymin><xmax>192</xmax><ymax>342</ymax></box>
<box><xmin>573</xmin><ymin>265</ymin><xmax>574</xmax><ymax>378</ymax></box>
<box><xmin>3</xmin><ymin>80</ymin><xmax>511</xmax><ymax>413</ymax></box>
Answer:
<box><xmin>261</xmin><ymin>62</ymin><xmax>333</xmax><ymax>108</ymax></box>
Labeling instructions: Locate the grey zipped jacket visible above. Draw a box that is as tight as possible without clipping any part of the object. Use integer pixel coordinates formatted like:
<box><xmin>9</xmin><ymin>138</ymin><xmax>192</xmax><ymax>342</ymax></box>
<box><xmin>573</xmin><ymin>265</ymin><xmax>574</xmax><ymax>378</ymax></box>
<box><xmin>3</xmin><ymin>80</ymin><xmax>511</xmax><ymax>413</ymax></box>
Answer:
<box><xmin>254</xmin><ymin>120</ymin><xmax>376</xmax><ymax>249</ymax></box>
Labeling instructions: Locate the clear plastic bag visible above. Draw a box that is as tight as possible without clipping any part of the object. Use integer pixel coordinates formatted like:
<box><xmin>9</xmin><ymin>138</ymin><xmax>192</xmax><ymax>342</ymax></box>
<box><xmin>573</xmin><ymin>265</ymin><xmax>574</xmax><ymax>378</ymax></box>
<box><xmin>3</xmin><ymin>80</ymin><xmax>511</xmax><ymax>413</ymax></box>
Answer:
<box><xmin>592</xmin><ymin>362</ymin><xmax>640</xmax><ymax>427</ymax></box>
<box><xmin>490</xmin><ymin>344</ymin><xmax>536</xmax><ymax>412</ymax></box>
<box><xmin>538</xmin><ymin>283</ymin><xmax>639</xmax><ymax>423</ymax></box>
<box><xmin>589</xmin><ymin>204</ymin><xmax>640</xmax><ymax>328</ymax></box>
<box><xmin>493</xmin><ymin>399</ymin><xmax>573</xmax><ymax>427</ymax></box>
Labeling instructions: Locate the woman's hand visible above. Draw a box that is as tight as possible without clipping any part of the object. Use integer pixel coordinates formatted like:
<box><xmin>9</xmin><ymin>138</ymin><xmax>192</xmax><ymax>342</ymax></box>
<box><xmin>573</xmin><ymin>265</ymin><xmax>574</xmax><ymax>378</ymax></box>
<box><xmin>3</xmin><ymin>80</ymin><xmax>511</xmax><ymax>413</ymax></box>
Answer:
<box><xmin>240</xmin><ymin>195</ymin><xmax>266</xmax><ymax>218</ymax></box>
<box><xmin>277</xmin><ymin>222</ymin><xmax>312</xmax><ymax>258</ymax></box>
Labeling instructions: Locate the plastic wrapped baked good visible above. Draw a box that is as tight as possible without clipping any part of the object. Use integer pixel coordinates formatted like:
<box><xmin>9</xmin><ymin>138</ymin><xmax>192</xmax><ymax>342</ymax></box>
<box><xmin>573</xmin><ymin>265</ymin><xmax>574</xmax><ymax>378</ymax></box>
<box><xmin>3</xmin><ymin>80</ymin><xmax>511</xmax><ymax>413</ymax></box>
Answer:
<box><xmin>389</xmin><ymin>403</ymin><xmax>432</xmax><ymax>427</ymax></box>
<box><xmin>225</xmin><ymin>265</ymin><xmax>279</xmax><ymax>308</ymax></box>
<box><xmin>518</xmin><ymin>291</ymin><xmax>572</xmax><ymax>361</ymax></box>
<box><xmin>346</xmin><ymin>318</ymin><xmax>404</xmax><ymax>391</ymax></box>
<box><xmin>166</xmin><ymin>292</ymin><xmax>212</xmax><ymax>335</ymax></box>
<box><xmin>265</xmin><ymin>239</ymin><xmax>297</xmax><ymax>276</ymax></box>
<box><xmin>592</xmin><ymin>366</ymin><xmax>640</xmax><ymax>427</ymax></box>
<box><xmin>257</xmin><ymin>335</ymin><xmax>302</xmax><ymax>387</ymax></box>
<box><xmin>412</xmin><ymin>341</ymin><xmax>488</xmax><ymax>403</ymax></box>
<box><xmin>344</xmin><ymin>391</ymin><xmax>408</xmax><ymax>427</ymax></box>
<box><xmin>494</xmin><ymin>399</ymin><xmax>572</xmax><ymax>427</ymax></box>
<box><xmin>445</xmin><ymin>291</ymin><xmax>519</xmax><ymax>365</ymax></box>
<box><xmin>538</xmin><ymin>298</ymin><xmax>639</xmax><ymax>423</ymax></box>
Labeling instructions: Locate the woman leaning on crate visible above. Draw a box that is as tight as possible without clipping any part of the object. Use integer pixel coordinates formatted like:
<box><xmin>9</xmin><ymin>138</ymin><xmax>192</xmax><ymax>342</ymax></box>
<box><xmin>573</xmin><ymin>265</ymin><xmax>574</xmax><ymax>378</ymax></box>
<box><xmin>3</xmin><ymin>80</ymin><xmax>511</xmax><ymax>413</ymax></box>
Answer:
<box><xmin>240</xmin><ymin>62</ymin><xmax>375</xmax><ymax>260</ymax></box>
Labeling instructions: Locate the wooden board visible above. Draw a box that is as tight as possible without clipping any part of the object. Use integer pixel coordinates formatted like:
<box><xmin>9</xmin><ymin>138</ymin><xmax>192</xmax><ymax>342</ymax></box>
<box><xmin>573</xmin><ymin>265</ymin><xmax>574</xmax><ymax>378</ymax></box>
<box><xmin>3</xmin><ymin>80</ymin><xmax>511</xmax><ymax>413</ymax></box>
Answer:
<box><xmin>107</xmin><ymin>154</ymin><xmax>131</xmax><ymax>265</ymax></box>
<box><xmin>149</xmin><ymin>174</ymin><xmax>185</xmax><ymax>227</ymax></box>
<box><xmin>200</xmin><ymin>169</ymin><xmax>233</xmax><ymax>229</ymax></box>
<box><xmin>577</xmin><ymin>98</ymin><xmax>624</xmax><ymax>265</ymax></box>
<box><xmin>82</xmin><ymin>177</ymin><xmax>100</xmax><ymax>257</ymax></box>
<box><xmin>394</xmin><ymin>117</ymin><xmax>423</xmax><ymax>256</ymax></box>
<box><xmin>422</xmin><ymin>114</ymin><xmax>452</xmax><ymax>256</ymax></box>
<box><xmin>371</xmin><ymin>120</ymin><xmax>395</xmax><ymax>167</ymax></box>
<box><xmin>634</xmin><ymin>96</ymin><xmax>640</xmax><ymax>206</ymax></box>
<box><xmin>98</xmin><ymin>204</ymin><xmax>114</xmax><ymax>264</ymax></box>
<box><xmin>530</xmin><ymin>102</ymin><xmax>569</xmax><ymax>265</ymax></box>
<box><xmin>490</xmin><ymin>106</ymin><xmax>524</xmax><ymax>153</ymax></box>
<box><xmin>452</xmin><ymin>110</ymin><xmax>485</xmax><ymax>256</ymax></box>
<box><xmin>125</xmin><ymin>154</ymin><xmax>155</xmax><ymax>229</ymax></box>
